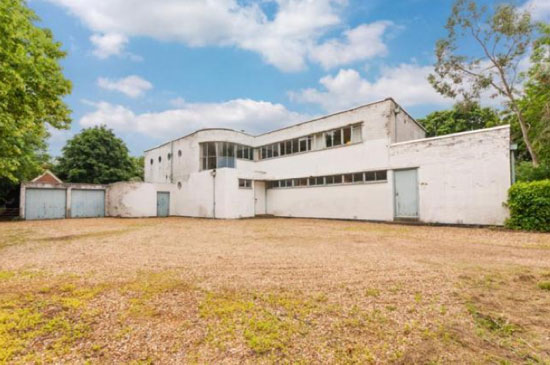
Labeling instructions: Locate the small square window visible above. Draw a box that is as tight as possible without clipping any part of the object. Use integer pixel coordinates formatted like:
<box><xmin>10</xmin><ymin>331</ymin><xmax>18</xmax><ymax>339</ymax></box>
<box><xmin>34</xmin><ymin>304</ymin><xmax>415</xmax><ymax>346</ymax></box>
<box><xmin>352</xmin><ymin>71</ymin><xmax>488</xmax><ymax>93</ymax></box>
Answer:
<box><xmin>333</xmin><ymin>175</ymin><xmax>342</xmax><ymax>184</ymax></box>
<box><xmin>326</xmin><ymin>176</ymin><xmax>334</xmax><ymax>184</ymax></box>
<box><xmin>376</xmin><ymin>171</ymin><xmax>387</xmax><ymax>181</ymax></box>
<box><xmin>343</xmin><ymin>174</ymin><xmax>352</xmax><ymax>183</ymax></box>
<box><xmin>353</xmin><ymin>173</ymin><xmax>363</xmax><ymax>183</ymax></box>
<box><xmin>365</xmin><ymin>171</ymin><xmax>376</xmax><ymax>181</ymax></box>
<box><xmin>316</xmin><ymin>176</ymin><xmax>325</xmax><ymax>185</ymax></box>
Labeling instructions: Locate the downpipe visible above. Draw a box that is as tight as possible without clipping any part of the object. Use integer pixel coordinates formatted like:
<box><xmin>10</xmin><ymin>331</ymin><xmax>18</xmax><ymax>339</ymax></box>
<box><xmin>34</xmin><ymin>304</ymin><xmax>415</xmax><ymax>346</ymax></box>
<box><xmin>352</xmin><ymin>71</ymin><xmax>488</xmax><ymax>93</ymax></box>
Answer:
<box><xmin>211</xmin><ymin>169</ymin><xmax>216</xmax><ymax>218</ymax></box>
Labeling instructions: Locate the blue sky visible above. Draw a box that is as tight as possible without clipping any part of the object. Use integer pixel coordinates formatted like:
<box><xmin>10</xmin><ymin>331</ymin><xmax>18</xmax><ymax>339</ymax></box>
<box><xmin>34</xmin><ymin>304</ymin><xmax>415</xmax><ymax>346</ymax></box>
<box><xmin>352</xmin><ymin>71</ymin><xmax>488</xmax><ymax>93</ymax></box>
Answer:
<box><xmin>29</xmin><ymin>0</ymin><xmax>549</xmax><ymax>156</ymax></box>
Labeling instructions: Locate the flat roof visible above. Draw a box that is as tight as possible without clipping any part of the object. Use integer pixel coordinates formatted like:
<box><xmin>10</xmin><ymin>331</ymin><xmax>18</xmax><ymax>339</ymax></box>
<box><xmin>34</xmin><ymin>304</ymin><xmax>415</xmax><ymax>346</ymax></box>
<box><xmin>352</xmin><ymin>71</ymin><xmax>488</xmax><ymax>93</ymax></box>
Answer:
<box><xmin>144</xmin><ymin>98</ymin><xmax>425</xmax><ymax>152</ymax></box>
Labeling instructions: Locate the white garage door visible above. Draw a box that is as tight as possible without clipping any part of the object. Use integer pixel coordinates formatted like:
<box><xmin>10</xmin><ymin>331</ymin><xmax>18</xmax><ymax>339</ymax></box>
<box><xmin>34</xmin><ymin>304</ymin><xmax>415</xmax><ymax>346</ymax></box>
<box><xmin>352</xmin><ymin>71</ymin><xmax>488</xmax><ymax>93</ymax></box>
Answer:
<box><xmin>25</xmin><ymin>188</ymin><xmax>66</xmax><ymax>220</ymax></box>
<box><xmin>71</xmin><ymin>189</ymin><xmax>105</xmax><ymax>218</ymax></box>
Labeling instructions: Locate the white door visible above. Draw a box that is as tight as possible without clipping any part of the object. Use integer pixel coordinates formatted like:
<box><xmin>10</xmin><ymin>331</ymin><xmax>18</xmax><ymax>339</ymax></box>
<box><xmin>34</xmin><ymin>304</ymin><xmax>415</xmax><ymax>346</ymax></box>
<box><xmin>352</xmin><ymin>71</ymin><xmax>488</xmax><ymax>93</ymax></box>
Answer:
<box><xmin>394</xmin><ymin>169</ymin><xmax>418</xmax><ymax>218</ymax></box>
<box><xmin>254</xmin><ymin>181</ymin><xmax>266</xmax><ymax>215</ymax></box>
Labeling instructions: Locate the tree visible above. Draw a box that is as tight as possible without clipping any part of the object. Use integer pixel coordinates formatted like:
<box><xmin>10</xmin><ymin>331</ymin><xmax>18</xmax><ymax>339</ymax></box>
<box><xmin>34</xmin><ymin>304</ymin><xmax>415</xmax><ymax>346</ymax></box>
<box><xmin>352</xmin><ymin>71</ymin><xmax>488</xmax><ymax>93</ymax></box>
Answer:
<box><xmin>0</xmin><ymin>0</ymin><xmax>72</xmax><ymax>182</ymax></box>
<box><xmin>517</xmin><ymin>23</ymin><xmax>550</xmax><ymax>164</ymax></box>
<box><xmin>429</xmin><ymin>0</ymin><xmax>539</xmax><ymax>165</ymax></box>
<box><xmin>55</xmin><ymin>126</ymin><xmax>138</xmax><ymax>184</ymax></box>
<box><xmin>129</xmin><ymin>156</ymin><xmax>145</xmax><ymax>182</ymax></box>
<box><xmin>417</xmin><ymin>102</ymin><xmax>502</xmax><ymax>137</ymax></box>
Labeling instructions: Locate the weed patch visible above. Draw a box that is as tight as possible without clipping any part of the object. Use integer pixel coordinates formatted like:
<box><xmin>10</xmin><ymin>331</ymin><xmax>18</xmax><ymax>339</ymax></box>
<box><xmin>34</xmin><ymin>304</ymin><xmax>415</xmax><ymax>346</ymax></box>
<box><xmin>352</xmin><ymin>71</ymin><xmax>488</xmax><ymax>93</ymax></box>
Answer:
<box><xmin>0</xmin><ymin>276</ymin><xmax>105</xmax><ymax>363</ymax></box>
<box><xmin>466</xmin><ymin>303</ymin><xmax>519</xmax><ymax>337</ymax></box>
<box><xmin>198</xmin><ymin>290</ymin><xmax>319</xmax><ymax>356</ymax></box>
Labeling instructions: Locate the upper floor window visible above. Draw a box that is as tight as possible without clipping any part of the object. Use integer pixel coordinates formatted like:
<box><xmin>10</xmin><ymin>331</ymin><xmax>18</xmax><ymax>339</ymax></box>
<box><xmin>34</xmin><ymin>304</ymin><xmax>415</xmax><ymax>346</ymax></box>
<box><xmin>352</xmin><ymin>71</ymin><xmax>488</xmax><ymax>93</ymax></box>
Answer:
<box><xmin>200</xmin><ymin>142</ymin><xmax>240</xmax><ymax>170</ymax></box>
<box><xmin>258</xmin><ymin>123</ymin><xmax>362</xmax><ymax>160</ymax></box>
<box><xmin>236</xmin><ymin>144</ymin><xmax>253</xmax><ymax>160</ymax></box>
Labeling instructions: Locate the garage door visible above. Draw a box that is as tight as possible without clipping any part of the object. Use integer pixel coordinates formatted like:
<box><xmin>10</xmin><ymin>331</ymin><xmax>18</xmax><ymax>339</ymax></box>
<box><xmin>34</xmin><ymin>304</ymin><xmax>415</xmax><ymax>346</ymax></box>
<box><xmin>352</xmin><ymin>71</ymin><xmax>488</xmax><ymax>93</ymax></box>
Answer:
<box><xmin>71</xmin><ymin>189</ymin><xmax>105</xmax><ymax>218</ymax></box>
<box><xmin>25</xmin><ymin>188</ymin><xmax>66</xmax><ymax>220</ymax></box>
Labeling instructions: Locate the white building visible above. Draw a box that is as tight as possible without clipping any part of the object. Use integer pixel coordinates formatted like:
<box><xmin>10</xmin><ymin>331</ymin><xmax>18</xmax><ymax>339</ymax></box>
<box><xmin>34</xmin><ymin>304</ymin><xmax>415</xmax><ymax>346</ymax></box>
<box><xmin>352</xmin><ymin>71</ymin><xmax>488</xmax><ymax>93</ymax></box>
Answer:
<box><xmin>113</xmin><ymin>98</ymin><xmax>511</xmax><ymax>225</ymax></box>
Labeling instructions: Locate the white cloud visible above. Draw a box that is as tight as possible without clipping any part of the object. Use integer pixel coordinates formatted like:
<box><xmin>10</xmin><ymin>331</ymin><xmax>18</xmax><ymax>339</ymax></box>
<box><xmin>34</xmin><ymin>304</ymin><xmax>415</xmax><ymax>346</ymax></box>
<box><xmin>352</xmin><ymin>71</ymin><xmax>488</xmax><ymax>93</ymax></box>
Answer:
<box><xmin>521</xmin><ymin>0</ymin><xmax>550</xmax><ymax>21</ymax></box>
<box><xmin>169</xmin><ymin>97</ymin><xmax>187</xmax><ymax>108</ymax></box>
<box><xmin>47</xmin><ymin>0</ymin><xmax>389</xmax><ymax>71</ymax></box>
<box><xmin>90</xmin><ymin>33</ymin><xmax>128</xmax><ymax>59</ymax></box>
<box><xmin>290</xmin><ymin>65</ymin><xmax>452</xmax><ymax>112</ymax></box>
<box><xmin>97</xmin><ymin>75</ymin><xmax>153</xmax><ymax>98</ymax></box>
<box><xmin>310</xmin><ymin>22</ymin><xmax>391</xmax><ymax>69</ymax></box>
<box><xmin>79</xmin><ymin>99</ymin><xmax>309</xmax><ymax>138</ymax></box>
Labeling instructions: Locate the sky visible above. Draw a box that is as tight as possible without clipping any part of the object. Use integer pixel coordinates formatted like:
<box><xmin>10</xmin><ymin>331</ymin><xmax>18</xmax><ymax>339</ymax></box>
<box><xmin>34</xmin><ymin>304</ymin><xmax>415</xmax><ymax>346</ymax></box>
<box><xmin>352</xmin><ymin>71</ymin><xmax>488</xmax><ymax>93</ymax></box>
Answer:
<box><xmin>28</xmin><ymin>0</ymin><xmax>550</xmax><ymax>157</ymax></box>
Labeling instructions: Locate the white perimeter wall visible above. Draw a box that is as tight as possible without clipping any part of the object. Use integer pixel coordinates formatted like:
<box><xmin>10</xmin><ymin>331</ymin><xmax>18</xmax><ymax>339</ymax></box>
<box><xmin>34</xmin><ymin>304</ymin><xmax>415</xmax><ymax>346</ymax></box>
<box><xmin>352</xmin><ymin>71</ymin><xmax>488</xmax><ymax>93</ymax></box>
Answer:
<box><xmin>389</xmin><ymin>126</ymin><xmax>511</xmax><ymax>225</ymax></box>
<box><xmin>106</xmin><ymin>182</ymin><xmax>176</xmax><ymax>217</ymax></box>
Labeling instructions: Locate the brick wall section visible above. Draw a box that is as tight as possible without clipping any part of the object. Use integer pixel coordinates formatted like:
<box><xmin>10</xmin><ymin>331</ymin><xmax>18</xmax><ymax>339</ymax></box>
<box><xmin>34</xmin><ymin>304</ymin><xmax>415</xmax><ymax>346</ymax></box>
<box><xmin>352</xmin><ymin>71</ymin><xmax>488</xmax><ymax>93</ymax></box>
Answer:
<box><xmin>34</xmin><ymin>172</ymin><xmax>61</xmax><ymax>185</ymax></box>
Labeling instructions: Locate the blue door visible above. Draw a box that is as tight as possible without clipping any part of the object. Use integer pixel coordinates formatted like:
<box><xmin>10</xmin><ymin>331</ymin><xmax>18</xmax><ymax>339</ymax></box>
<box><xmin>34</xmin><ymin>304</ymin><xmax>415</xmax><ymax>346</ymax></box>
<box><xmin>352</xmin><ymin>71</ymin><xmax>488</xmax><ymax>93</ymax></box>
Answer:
<box><xmin>157</xmin><ymin>192</ymin><xmax>170</xmax><ymax>217</ymax></box>
<box><xmin>71</xmin><ymin>189</ymin><xmax>105</xmax><ymax>218</ymax></box>
<box><xmin>25</xmin><ymin>188</ymin><xmax>66</xmax><ymax>220</ymax></box>
<box><xmin>394</xmin><ymin>169</ymin><xmax>418</xmax><ymax>218</ymax></box>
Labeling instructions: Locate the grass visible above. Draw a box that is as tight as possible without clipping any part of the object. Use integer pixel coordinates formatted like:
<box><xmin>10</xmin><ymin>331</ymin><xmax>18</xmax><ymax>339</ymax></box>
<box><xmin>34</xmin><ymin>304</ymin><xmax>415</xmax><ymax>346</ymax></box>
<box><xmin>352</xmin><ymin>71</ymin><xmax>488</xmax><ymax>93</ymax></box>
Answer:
<box><xmin>0</xmin><ymin>217</ymin><xmax>548</xmax><ymax>363</ymax></box>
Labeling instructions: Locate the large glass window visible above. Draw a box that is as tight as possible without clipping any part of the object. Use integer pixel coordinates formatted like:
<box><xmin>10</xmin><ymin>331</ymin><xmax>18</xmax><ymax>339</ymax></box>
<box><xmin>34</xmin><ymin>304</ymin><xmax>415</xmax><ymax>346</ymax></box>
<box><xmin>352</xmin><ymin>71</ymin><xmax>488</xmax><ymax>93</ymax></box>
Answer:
<box><xmin>201</xmin><ymin>142</ymin><xmax>217</xmax><ymax>170</ymax></box>
<box><xmin>200</xmin><ymin>142</ymin><xmax>238</xmax><ymax>170</ymax></box>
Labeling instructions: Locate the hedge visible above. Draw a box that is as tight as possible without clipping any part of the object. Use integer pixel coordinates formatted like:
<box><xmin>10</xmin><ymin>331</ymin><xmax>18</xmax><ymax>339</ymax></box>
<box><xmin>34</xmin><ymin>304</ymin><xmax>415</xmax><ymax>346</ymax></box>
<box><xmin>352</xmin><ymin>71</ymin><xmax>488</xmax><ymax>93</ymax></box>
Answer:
<box><xmin>506</xmin><ymin>180</ymin><xmax>550</xmax><ymax>232</ymax></box>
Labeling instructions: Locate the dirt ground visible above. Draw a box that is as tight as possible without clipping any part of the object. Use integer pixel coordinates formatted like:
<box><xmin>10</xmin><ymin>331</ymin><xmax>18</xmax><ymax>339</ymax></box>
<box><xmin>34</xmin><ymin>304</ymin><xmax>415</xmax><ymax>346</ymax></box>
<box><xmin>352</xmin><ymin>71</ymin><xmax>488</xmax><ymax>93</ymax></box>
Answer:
<box><xmin>0</xmin><ymin>217</ymin><xmax>549</xmax><ymax>364</ymax></box>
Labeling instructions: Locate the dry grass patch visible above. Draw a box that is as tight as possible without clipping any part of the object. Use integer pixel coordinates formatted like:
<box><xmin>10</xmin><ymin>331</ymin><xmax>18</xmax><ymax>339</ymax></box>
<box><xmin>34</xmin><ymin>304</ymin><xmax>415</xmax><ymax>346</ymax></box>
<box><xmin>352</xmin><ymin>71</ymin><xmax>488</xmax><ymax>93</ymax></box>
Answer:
<box><xmin>0</xmin><ymin>217</ymin><xmax>549</xmax><ymax>363</ymax></box>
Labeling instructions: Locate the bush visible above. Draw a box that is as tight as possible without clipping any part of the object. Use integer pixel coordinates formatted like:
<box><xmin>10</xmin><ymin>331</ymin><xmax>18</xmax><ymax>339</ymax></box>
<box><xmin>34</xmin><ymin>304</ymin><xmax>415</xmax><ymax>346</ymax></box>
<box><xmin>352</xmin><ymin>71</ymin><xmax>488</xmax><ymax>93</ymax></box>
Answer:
<box><xmin>506</xmin><ymin>180</ymin><xmax>550</xmax><ymax>232</ymax></box>
<box><xmin>515</xmin><ymin>161</ymin><xmax>550</xmax><ymax>182</ymax></box>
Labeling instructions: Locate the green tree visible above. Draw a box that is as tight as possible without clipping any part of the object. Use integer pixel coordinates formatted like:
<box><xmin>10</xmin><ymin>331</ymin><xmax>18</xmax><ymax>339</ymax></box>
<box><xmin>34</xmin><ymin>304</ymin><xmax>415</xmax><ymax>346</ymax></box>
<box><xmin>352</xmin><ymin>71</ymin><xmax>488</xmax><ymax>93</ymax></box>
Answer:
<box><xmin>429</xmin><ymin>0</ymin><xmax>539</xmax><ymax>165</ymax></box>
<box><xmin>0</xmin><ymin>0</ymin><xmax>71</xmax><ymax>182</ymax></box>
<box><xmin>505</xmin><ymin>24</ymin><xmax>550</xmax><ymax>181</ymax></box>
<box><xmin>129</xmin><ymin>156</ymin><xmax>144</xmax><ymax>182</ymax></box>
<box><xmin>417</xmin><ymin>102</ymin><xmax>502</xmax><ymax>137</ymax></box>
<box><xmin>517</xmin><ymin>23</ymin><xmax>550</xmax><ymax>164</ymax></box>
<box><xmin>55</xmin><ymin>126</ymin><xmax>138</xmax><ymax>184</ymax></box>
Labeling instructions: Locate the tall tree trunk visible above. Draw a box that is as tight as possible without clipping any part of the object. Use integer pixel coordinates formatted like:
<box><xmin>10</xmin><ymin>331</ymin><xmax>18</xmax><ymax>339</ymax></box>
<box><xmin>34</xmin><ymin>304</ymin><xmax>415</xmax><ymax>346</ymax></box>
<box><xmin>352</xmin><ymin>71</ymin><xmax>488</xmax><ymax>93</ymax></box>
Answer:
<box><xmin>512</xmin><ymin>103</ymin><xmax>539</xmax><ymax>166</ymax></box>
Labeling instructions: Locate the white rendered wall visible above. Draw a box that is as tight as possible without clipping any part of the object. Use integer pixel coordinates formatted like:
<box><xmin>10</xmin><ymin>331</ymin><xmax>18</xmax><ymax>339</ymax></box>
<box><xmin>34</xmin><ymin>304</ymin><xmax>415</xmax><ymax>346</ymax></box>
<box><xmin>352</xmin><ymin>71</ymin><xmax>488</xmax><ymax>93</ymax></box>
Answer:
<box><xmin>266</xmin><ymin>180</ymin><xmax>393</xmax><ymax>221</ymax></box>
<box><xmin>106</xmin><ymin>182</ymin><xmax>176</xmax><ymax>217</ymax></box>
<box><xmin>389</xmin><ymin>126</ymin><xmax>511</xmax><ymax>225</ymax></box>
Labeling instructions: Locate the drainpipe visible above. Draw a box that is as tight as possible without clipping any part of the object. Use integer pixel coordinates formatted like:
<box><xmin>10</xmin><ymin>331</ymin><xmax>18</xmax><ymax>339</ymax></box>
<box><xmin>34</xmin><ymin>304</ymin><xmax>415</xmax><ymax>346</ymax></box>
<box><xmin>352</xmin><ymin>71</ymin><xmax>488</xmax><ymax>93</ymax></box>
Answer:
<box><xmin>211</xmin><ymin>169</ymin><xmax>216</xmax><ymax>218</ymax></box>
<box><xmin>510</xmin><ymin>143</ymin><xmax>517</xmax><ymax>184</ymax></box>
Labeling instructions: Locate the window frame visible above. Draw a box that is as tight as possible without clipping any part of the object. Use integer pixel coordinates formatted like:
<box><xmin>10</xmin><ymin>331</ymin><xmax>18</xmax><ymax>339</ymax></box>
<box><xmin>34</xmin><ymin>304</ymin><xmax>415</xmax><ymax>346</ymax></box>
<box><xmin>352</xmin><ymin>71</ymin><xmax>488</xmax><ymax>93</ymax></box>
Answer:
<box><xmin>238</xmin><ymin>178</ymin><xmax>252</xmax><ymax>189</ymax></box>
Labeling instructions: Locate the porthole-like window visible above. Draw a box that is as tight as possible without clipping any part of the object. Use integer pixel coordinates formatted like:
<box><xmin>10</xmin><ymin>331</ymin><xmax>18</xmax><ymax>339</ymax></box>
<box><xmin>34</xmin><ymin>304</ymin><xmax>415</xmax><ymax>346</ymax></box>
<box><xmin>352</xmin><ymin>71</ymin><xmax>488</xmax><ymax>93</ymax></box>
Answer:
<box><xmin>158</xmin><ymin>156</ymin><xmax>162</xmax><ymax>162</ymax></box>
<box><xmin>168</xmin><ymin>153</ymin><xmax>171</xmax><ymax>160</ymax></box>
<box><xmin>177</xmin><ymin>182</ymin><xmax>182</xmax><ymax>189</ymax></box>
<box><xmin>150</xmin><ymin>158</ymin><xmax>153</xmax><ymax>165</ymax></box>
<box><xmin>178</xmin><ymin>150</ymin><xmax>182</xmax><ymax>157</ymax></box>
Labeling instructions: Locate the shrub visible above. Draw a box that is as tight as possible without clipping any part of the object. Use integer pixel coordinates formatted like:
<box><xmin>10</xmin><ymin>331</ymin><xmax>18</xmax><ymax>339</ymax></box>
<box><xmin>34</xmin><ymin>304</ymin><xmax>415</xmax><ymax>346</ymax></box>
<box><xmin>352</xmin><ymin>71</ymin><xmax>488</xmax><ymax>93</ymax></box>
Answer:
<box><xmin>506</xmin><ymin>180</ymin><xmax>550</xmax><ymax>232</ymax></box>
<box><xmin>538</xmin><ymin>281</ymin><xmax>550</xmax><ymax>291</ymax></box>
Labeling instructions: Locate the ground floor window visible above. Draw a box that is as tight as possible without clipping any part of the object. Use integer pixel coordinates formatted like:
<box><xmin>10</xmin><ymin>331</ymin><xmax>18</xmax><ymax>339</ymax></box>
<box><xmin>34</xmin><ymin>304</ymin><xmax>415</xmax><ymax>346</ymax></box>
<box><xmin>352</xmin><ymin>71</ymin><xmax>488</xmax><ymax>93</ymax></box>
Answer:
<box><xmin>238</xmin><ymin>179</ymin><xmax>252</xmax><ymax>189</ymax></box>
<box><xmin>267</xmin><ymin>170</ymin><xmax>388</xmax><ymax>189</ymax></box>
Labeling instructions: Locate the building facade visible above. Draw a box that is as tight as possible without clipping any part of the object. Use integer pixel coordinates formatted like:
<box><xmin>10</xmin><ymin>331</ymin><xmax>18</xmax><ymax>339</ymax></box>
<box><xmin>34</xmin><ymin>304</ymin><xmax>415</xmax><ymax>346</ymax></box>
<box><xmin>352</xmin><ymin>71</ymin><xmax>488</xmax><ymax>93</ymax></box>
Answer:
<box><xmin>132</xmin><ymin>98</ymin><xmax>511</xmax><ymax>225</ymax></box>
